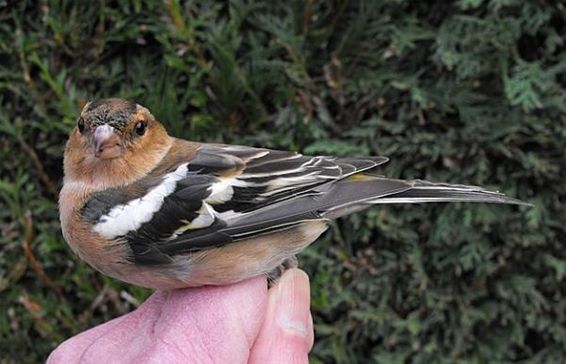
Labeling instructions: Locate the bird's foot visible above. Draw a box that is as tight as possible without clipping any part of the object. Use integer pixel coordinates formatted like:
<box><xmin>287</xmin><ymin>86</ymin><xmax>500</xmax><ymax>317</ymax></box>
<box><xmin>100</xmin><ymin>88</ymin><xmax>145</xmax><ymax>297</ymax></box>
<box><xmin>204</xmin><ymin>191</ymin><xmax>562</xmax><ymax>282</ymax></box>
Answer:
<box><xmin>267</xmin><ymin>256</ymin><xmax>298</xmax><ymax>287</ymax></box>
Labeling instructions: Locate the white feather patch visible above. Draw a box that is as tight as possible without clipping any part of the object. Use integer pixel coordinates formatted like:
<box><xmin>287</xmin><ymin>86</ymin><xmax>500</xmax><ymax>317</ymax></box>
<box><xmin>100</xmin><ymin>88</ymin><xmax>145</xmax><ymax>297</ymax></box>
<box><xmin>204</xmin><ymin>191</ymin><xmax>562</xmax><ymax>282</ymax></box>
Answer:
<box><xmin>93</xmin><ymin>164</ymin><xmax>189</xmax><ymax>239</ymax></box>
<box><xmin>264</xmin><ymin>172</ymin><xmax>320</xmax><ymax>191</ymax></box>
<box><xmin>188</xmin><ymin>203</ymin><xmax>216</xmax><ymax>229</ymax></box>
<box><xmin>207</xmin><ymin>179</ymin><xmax>234</xmax><ymax>203</ymax></box>
<box><xmin>166</xmin><ymin>202</ymin><xmax>218</xmax><ymax>240</ymax></box>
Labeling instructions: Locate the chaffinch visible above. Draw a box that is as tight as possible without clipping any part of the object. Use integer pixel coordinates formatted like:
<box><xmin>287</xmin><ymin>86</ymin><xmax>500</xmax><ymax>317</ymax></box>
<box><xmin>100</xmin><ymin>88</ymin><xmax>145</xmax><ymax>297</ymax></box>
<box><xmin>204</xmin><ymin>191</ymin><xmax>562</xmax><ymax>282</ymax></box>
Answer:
<box><xmin>59</xmin><ymin>98</ymin><xmax>525</xmax><ymax>289</ymax></box>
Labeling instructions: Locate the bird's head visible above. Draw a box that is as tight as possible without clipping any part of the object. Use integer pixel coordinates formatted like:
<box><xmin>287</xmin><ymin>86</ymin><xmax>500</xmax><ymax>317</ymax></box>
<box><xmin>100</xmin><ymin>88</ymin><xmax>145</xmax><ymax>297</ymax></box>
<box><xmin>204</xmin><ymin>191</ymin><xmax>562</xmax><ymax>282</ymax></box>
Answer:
<box><xmin>64</xmin><ymin>99</ymin><xmax>172</xmax><ymax>187</ymax></box>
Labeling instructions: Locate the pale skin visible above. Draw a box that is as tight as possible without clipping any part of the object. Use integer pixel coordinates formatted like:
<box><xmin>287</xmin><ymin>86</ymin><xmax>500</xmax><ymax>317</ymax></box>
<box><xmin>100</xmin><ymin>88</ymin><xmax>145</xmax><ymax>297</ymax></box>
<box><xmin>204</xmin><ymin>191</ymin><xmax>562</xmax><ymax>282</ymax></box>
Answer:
<box><xmin>47</xmin><ymin>269</ymin><xmax>314</xmax><ymax>364</ymax></box>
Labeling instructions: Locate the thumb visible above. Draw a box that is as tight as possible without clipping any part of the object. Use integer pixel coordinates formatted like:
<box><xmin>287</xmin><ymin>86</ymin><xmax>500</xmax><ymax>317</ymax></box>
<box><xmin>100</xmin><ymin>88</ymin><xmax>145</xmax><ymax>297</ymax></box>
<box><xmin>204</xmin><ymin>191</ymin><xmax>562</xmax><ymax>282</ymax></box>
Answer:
<box><xmin>249</xmin><ymin>269</ymin><xmax>314</xmax><ymax>364</ymax></box>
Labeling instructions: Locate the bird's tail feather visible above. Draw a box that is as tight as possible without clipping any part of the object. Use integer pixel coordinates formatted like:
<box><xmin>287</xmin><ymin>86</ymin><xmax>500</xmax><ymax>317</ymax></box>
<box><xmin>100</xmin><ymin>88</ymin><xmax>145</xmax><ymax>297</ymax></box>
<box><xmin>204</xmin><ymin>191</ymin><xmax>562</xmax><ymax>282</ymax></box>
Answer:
<box><xmin>321</xmin><ymin>177</ymin><xmax>528</xmax><ymax>219</ymax></box>
<box><xmin>371</xmin><ymin>180</ymin><xmax>526</xmax><ymax>204</ymax></box>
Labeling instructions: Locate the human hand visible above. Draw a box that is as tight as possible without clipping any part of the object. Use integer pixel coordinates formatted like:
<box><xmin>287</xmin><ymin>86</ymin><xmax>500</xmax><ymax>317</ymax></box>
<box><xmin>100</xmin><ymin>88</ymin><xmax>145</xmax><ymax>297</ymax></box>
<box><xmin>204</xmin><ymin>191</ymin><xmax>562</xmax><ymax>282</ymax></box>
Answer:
<box><xmin>47</xmin><ymin>269</ymin><xmax>313</xmax><ymax>363</ymax></box>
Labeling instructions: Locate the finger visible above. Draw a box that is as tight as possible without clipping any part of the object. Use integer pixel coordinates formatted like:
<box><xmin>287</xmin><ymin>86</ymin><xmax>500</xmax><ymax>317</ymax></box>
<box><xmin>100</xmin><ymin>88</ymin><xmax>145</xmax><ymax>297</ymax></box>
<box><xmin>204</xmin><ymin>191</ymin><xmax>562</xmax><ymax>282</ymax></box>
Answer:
<box><xmin>48</xmin><ymin>276</ymin><xmax>268</xmax><ymax>364</ymax></box>
<box><xmin>249</xmin><ymin>269</ymin><xmax>314</xmax><ymax>364</ymax></box>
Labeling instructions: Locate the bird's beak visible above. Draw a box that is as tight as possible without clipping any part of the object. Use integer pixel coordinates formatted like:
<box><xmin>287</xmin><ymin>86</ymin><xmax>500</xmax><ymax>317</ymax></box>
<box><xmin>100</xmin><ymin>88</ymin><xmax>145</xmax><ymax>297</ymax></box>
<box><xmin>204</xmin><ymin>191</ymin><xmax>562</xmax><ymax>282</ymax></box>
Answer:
<box><xmin>93</xmin><ymin>125</ymin><xmax>122</xmax><ymax>159</ymax></box>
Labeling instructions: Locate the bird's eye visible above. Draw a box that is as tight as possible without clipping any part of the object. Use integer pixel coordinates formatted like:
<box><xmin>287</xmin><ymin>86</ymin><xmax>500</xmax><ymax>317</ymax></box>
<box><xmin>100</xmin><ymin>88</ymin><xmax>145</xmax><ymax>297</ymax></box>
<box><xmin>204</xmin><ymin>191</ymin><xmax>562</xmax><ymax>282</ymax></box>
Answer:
<box><xmin>77</xmin><ymin>117</ymin><xmax>85</xmax><ymax>133</ymax></box>
<box><xmin>135</xmin><ymin>121</ymin><xmax>146</xmax><ymax>136</ymax></box>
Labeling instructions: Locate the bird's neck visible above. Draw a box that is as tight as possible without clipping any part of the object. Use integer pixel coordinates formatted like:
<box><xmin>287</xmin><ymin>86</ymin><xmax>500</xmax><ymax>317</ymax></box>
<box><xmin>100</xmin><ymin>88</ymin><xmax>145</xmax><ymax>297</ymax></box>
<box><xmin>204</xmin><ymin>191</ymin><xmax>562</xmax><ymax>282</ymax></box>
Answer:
<box><xmin>63</xmin><ymin>138</ymin><xmax>173</xmax><ymax>194</ymax></box>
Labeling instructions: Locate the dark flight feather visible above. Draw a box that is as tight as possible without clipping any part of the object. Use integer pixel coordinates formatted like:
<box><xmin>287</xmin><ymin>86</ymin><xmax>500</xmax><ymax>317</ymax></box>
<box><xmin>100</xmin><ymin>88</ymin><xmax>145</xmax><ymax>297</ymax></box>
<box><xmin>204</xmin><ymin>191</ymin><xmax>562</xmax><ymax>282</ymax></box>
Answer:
<box><xmin>81</xmin><ymin>144</ymin><xmax>525</xmax><ymax>265</ymax></box>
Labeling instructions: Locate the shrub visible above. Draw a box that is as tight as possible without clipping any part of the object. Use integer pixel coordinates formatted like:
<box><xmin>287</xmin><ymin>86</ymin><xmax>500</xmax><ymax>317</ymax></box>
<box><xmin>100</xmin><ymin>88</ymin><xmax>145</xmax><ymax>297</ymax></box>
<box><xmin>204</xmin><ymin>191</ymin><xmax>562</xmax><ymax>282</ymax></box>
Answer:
<box><xmin>0</xmin><ymin>1</ymin><xmax>563</xmax><ymax>362</ymax></box>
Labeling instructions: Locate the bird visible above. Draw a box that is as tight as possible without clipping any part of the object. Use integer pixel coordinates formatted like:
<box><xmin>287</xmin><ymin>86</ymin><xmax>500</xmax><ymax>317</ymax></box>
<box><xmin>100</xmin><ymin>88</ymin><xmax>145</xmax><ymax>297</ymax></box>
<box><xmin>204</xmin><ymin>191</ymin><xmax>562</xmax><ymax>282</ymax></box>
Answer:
<box><xmin>59</xmin><ymin>98</ymin><xmax>526</xmax><ymax>289</ymax></box>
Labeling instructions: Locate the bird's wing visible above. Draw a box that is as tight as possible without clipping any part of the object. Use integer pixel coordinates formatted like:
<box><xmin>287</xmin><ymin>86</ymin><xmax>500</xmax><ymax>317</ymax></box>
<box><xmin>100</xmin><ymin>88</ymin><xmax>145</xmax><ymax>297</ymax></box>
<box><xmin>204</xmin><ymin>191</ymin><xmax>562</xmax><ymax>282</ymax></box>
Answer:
<box><xmin>82</xmin><ymin>144</ymin><xmax>524</xmax><ymax>265</ymax></box>
<box><xmin>81</xmin><ymin>144</ymin><xmax>393</xmax><ymax>264</ymax></box>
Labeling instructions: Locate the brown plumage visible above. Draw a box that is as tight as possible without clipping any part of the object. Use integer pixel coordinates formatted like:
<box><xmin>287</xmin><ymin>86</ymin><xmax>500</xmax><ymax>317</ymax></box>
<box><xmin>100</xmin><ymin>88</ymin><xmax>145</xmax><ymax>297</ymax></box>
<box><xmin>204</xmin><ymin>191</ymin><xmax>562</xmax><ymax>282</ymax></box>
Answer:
<box><xmin>60</xmin><ymin>98</ymin><xmax>527</xmax><ymax>289</ymax></box>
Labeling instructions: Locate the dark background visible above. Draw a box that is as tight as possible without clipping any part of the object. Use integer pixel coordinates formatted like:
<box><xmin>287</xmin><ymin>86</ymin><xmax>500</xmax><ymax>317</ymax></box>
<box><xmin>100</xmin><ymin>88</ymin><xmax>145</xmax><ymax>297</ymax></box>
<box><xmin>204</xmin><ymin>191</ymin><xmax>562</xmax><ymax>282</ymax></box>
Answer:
<box><xmin>0</xmin><ymin>1</ymin><xmax>564</xmax><ymax>363</ymax></box>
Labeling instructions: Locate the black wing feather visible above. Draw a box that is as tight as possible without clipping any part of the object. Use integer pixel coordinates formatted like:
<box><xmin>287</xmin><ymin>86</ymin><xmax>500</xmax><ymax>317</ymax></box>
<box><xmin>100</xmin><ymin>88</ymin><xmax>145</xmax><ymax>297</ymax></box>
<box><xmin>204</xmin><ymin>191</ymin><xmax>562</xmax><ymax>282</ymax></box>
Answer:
<box><xmin>82</xmin><ymin>145</ymin><xmax>389</xmax><ymax>264</ymax></box>
<box><xmin>82</xmin><ymin>143</ymin><xmax>521</xmax><ymax>266</ymax></box>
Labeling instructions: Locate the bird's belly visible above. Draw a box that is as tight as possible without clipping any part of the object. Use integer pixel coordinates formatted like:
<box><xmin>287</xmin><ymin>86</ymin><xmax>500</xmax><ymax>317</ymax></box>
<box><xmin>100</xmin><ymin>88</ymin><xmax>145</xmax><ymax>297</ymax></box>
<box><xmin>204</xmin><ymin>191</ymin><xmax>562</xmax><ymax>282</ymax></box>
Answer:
<box><xmin>110</xmin><ymin>220</ymin><xmax>328</xmax><ymax>289</ymax></box>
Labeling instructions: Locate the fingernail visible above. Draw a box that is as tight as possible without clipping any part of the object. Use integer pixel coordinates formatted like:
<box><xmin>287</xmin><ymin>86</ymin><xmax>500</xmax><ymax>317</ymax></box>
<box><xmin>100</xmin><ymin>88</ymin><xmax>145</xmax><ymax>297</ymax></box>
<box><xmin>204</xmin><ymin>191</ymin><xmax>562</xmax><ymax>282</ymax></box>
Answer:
<box><xmin>274</xmin><ymin>269</ymin><xmax>311</xmax><ymax>336</ymax></box>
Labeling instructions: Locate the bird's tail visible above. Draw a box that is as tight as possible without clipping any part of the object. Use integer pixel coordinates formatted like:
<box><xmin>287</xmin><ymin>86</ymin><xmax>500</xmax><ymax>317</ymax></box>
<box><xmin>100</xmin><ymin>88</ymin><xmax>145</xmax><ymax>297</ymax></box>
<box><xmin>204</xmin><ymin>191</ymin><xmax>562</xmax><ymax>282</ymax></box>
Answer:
<box><xmin>320</xmin><ymin>176</ymin><xmax>528</xmax><ymax>219</ymax></box>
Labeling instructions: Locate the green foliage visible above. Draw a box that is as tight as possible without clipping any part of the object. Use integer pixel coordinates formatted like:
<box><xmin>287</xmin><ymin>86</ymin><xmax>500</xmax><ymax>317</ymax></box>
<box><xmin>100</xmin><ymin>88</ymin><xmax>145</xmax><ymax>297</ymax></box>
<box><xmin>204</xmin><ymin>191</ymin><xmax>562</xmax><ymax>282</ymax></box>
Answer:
<box><xmin>0</xmin><ymin>0</ymin><xmax>564</xmax><ymax>362</ymax></box>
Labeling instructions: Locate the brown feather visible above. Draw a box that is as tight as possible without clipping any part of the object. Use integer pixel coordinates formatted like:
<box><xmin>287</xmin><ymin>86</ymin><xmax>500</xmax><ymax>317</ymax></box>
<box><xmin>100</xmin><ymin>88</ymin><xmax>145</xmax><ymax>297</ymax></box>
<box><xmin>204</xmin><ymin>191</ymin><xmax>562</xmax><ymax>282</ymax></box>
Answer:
<box><xmin>106</xmin><ymin>220</ymin><xmax>329</xmax><ymax>289</ymax></box>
